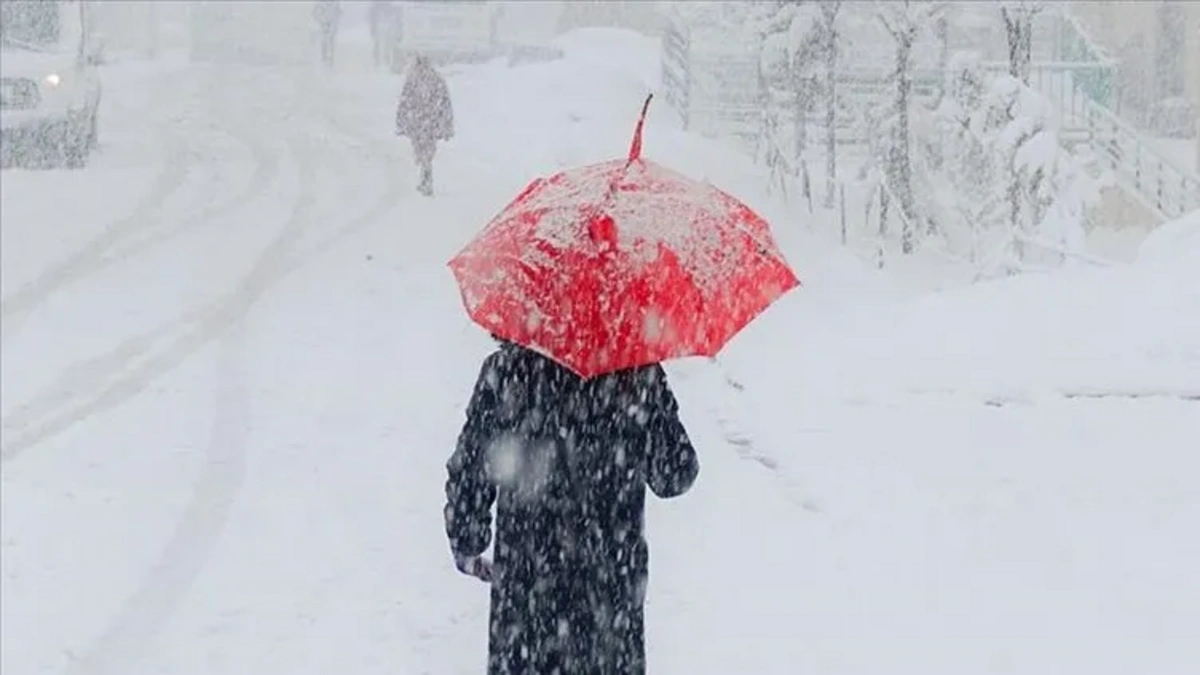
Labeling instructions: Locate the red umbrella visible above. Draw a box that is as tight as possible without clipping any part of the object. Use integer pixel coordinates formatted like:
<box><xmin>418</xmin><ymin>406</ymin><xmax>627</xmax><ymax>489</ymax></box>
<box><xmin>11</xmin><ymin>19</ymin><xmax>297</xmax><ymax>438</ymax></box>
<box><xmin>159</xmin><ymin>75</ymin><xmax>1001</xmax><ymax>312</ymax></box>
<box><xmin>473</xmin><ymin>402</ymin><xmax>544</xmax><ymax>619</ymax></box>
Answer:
<box><xmin>448</xmin><ymin>95</ymin><xmax>800</xmax><ymax>379</ymax></box>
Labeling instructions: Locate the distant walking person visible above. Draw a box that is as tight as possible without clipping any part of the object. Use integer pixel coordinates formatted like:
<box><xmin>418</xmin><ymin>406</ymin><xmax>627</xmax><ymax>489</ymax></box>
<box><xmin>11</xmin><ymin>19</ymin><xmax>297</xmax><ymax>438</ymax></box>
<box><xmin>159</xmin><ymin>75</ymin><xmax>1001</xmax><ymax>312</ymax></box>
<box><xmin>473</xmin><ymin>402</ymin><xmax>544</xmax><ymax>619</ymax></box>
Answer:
<box><xmin>313</xmin><ymin>0</ymin><xmax>341</xmax><ymax>67</ymax></box>
<box><xmin>395</xmin><ymin>55</ymin><xmax>454</xmax><ymax>196</ymax></box>
<box><xmin>368</xmin><ymin>0</ymin><xmax>394</xmax><ymax>69</ymax></box>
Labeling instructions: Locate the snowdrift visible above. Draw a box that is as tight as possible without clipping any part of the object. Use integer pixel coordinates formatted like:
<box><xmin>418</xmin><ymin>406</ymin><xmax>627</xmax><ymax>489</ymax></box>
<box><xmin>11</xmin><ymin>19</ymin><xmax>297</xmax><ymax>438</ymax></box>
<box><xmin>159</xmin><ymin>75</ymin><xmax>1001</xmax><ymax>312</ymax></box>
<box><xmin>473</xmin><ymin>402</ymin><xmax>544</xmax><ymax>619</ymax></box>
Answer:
<box><xmin>731</xmin><ymin>209</ymin><xmax>1200</xmax><ymax>403</ymax></box>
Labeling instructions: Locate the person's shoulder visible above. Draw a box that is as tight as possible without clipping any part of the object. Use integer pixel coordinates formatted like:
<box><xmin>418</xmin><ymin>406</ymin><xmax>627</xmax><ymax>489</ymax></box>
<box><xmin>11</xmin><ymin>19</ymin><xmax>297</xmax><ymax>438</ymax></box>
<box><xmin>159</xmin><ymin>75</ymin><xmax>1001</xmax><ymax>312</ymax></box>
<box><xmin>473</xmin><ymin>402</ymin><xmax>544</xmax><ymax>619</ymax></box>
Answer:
<box><xmin>631</xmin><ymin>363</ymin><xmax>674</xmax><ymax>405</ymax></box>
<box><xmin>478</xmin><ymin>348</ymin><xmax>509</xmax><ymax>387</ymax></box>
<box><xmin>633</xmin><ymin>362</ymin><xmax>667</xmax><ymax>385</ymax></box>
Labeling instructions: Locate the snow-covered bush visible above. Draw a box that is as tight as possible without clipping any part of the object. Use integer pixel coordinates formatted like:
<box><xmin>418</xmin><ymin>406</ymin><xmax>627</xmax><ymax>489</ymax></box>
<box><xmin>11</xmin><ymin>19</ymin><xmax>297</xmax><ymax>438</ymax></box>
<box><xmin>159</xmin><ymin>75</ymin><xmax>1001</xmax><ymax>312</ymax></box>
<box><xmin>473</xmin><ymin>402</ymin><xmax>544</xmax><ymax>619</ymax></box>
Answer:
<box><xmin>922</xmin><ymin>52</ymin><xmax>1108</xmax><ymax>275</ymax></box>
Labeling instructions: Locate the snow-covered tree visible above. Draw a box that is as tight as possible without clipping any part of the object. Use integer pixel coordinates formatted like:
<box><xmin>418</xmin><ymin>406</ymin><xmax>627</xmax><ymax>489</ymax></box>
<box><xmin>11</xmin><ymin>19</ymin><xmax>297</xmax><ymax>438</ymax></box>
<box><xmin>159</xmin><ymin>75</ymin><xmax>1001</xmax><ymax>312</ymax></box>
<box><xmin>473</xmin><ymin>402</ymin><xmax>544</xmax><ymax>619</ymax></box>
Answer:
<box><xmin>925</xmin><ymin>54</ymin><xmax>1106</xmax><ymax>275</ymax></box>
<box><xmin>875</xmin><ymin>0</ymin><xmax>945</xmax><ymax>253</ymax></box>
<box><xmin>998</xmin><ymin>0</ymin><xmax>1044</xmax><ymax>85</ymax></box>
<box><xmin>755</xmin><ymin>1</ymin><xmax>821</xmax><ymax>210</ymax></box>
<box><xmin>927</xmin><ymin>53</ymin><xmax>1010</xmax><ymax>264</ymax></box>
<box><xmin>996</xmin><ymin>76</ymin><xmax>1106</xmax><ymax>268</ymax></box>
<box><xmin>760</xmin><ymin>1</ymin><xmax>819</xmax><ymax>159</ymax></box>
<box><xmin>816</xmin><ymin>1</ymin><xmax>843</xmax><ymax>208</ymax></box>
<box><xmin>765</xmin><ymin>0</ymin><xmax>844</xmax><ymax>206</ymax></box>
<box><xmin>932</xmin><ymin>9</ymin><xmax>950</xmax><ymax>105</ymax></box>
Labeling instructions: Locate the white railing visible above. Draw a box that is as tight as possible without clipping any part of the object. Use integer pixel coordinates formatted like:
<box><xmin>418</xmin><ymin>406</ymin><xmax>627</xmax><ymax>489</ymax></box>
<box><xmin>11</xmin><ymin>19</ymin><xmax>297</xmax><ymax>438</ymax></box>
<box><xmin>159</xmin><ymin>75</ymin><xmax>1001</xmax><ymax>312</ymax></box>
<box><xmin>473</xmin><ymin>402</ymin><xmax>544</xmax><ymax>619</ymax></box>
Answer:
<box><xmin>1016</xmin><ymin>58</ymin><xmax>1200</xmax><ymax>220</ymax></box>
<box><xmin>1038</xmin><ymin>9</ymin><xmax>1200</xmax><ymax>221</ymax></box>
<box><xmin>1077</xmin><ymin>96</ymin><xmax>1200</xmax><ymax>220</ymax></box>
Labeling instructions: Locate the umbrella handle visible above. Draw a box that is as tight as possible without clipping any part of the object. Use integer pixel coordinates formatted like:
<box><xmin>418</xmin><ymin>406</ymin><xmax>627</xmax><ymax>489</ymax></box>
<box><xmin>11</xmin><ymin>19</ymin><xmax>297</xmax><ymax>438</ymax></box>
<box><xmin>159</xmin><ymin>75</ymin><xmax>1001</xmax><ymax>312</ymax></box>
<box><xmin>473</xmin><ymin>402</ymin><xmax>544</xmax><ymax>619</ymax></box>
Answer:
<box><xmin>627</xmin><ymin>93</ymin><xmax>653</xmax><ymax>162</ymax></box>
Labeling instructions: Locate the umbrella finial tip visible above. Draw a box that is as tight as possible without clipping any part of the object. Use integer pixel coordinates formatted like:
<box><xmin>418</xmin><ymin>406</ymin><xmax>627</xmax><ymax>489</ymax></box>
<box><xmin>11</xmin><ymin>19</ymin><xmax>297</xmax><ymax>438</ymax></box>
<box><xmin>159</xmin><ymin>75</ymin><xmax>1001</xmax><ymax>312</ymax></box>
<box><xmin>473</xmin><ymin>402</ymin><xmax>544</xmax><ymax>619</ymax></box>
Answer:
<box><xmin>628</xmin><ymin>93</ymin><xmax>654</xmax><ymax>161</ymax></box>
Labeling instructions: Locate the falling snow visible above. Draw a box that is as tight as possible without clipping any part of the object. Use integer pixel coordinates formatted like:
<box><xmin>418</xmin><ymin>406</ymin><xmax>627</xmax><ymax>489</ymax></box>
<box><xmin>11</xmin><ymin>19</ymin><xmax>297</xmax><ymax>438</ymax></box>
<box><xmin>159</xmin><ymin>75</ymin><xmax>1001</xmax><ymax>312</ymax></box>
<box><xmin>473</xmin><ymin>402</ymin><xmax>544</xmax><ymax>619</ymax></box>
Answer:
<box><xmin>2</xmin><ymin>3</ymin><xmax>1198</xmax><ymax>675</ymax></box>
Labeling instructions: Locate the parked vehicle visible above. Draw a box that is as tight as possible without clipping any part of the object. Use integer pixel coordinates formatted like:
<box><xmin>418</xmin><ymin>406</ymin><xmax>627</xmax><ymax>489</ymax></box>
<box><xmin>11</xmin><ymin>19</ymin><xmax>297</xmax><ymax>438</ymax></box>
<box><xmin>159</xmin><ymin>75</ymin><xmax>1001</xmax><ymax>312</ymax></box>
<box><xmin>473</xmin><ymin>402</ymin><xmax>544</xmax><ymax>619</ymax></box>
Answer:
<box><xmin>1</xmin><ymin>0</ymin><xmax>103</xmax><ymax>169</ymax></box>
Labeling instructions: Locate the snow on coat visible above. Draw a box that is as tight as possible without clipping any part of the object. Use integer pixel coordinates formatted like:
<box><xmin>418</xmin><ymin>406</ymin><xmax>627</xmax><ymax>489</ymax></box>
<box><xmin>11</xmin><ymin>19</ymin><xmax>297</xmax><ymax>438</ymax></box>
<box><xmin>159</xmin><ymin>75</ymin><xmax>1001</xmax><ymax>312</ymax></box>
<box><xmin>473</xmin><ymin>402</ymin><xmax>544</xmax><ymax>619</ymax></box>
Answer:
<box><xmin>396</xmin><ymin>58</ymin><xmax>454</xmax><ymax>142</ymax></box>
<box><xmin>445</xmin><ymin>342</ymin><xmax>699</xmax><ymax>674</ymax></box>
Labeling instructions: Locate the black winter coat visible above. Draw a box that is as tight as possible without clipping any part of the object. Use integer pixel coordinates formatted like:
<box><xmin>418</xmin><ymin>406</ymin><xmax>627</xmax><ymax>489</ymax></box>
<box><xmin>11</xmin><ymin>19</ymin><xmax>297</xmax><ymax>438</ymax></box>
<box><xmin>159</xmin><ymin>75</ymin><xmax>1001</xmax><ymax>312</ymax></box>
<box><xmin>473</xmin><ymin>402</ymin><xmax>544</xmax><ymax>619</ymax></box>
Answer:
<box><xmin>445</xmin><ymin>343</ymin><xmax>699</xmax><ymax>675</ymax></box>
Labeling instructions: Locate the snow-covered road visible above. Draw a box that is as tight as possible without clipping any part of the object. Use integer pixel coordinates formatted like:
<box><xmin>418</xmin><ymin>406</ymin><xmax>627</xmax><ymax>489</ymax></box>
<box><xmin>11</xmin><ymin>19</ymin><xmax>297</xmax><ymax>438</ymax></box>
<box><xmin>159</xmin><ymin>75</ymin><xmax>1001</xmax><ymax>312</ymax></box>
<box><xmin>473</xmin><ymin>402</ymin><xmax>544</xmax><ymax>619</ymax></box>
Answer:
<box><xmin>3</xmin><ymin>30</ymin><xmax>1198</xmax><ymax>675</ymax></box>
<box><xmin>1</xmin><ymin>58</ymin><xmax>435</xmax><ymax>674</ymax></box>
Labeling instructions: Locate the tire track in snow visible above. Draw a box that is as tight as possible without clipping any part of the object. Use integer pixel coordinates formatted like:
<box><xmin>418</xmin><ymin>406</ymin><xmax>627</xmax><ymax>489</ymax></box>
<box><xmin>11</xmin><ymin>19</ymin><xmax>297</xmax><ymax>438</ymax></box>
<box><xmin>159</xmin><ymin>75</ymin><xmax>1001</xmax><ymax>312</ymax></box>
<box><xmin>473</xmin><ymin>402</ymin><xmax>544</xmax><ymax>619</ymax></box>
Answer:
<box><xmin>94</xmin><ymin>124</ymin><xmax>280</xmax><ymax>270</ymax></box>
<box><xmin>54</xmin><ymin>133</ymin><xmax>319</xmax><ymax>672</ymax></box>
<box><xmin>284</xmin><ymin>88</ymin><xmax>409</xmax><ymax>266</ymax></box>
<box><xmin>62</xmin><ymin>321</ymin><xmax>251</xmax><ymax>675</ymax></box>
<box><xmin>0</xmin><ymin>135</ymin><xmax>317</xmax><ymax>462</ymax></box>
<box><xmin>57</xmin><ymin>96</ymin><xmax>414</xmax><ymax>672</ymax></box>
<box><xmin>96</xmin><ymin>65</ymin><xmax>289</xmax><ymax>268</ymax></box>
<box><xmin>1</xmin><ymin>74</ymin><xmax>288</xmax><ymax>446</ymax></box>
<box><xmin>1</xmin><ymin>115</ymin><xmax>408</xmax><ymax>462</ymax></box>
<box><xmin>0</xmin><ymin>74</ymin><xmax>282</xmax><ymax>342</ymax></box>
<box><xmin>0</xmin><ymin>127</ymin><xmax>192</xmax><ymax>338</ymax></box>
<box><xmin>0</xmin><ymin>314</ymin><xmax>182</xmax><ymax>435</ymax></box>
<box><xmin>0</xmin><ymin>69</ymin><xmax>411</xmax><ymax>463</ymax></box>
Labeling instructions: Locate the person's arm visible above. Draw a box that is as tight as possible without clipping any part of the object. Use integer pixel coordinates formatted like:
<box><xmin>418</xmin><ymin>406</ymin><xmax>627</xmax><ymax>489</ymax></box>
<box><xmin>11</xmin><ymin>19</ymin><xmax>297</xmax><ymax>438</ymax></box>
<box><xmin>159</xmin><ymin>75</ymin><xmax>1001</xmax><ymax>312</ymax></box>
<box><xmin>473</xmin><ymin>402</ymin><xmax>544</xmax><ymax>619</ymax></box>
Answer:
<box><xmin>436</xmin><ymin>77</ymin><xmax>454</xmax><ymax>138</ymax></box>
<box><xmin>643</xmin><ymin>365</ymin><xmax>699</xmax><ymax>498</ymax></box>
<box><xmin>395</xmin><ymin>81</ymin><xmax>414</xmax><ymax>135</ymax></box>
<box><xmin>444</xmin><ymin>355</ymin><xmax>501</xmax><ymax>560</ymax></box>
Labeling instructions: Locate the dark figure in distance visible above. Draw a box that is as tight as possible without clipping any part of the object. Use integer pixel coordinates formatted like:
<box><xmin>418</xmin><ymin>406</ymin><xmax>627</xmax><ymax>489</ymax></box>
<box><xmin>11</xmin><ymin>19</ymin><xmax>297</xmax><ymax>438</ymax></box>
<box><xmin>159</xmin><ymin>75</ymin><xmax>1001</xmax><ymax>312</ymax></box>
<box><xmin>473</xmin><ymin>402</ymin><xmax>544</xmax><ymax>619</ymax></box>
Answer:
<box><xmin>313</xmin><ymin>0</ymin><xmax>341</xmax><ymax>67</ymax></box>
<box><xmin>368</xmin><ymin>0</ymin><xmax>394</xmax><ymax>69</ymax></box>
<box><xmin>445</xmin><ymin>339</ymin><xmax>700</xmax><ymax>674</ymax></box>
<box><xmin>395</xmin><ymin>55</ymin><xmax>453</xmax><ymax>196</ymax></box>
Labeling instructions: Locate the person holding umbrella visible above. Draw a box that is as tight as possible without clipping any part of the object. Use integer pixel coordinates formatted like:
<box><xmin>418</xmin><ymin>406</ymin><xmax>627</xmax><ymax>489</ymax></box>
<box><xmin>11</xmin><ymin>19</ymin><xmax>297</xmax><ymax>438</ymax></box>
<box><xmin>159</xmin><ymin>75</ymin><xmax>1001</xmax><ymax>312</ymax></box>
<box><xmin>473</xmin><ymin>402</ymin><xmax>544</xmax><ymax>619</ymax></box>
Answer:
<box><xmin>443</xmin><ymin>96</ymin><xmax>801</xmax><ymax>674</ymax></box>
<box><xmin>446</xmin><ymin>334</ymin><xmax>699</xmax><ymax>673</ymax></box>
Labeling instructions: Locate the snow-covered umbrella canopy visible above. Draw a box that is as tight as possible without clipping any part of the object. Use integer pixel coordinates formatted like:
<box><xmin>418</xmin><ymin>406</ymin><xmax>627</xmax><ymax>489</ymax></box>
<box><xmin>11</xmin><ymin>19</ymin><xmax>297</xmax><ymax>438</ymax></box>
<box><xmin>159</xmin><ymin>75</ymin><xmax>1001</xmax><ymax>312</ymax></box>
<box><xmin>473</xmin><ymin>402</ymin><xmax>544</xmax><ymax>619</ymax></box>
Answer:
<box><xmin>448</xmin><ymin>95</ymin><xmax>801</xmax><ymax>378</ymax></box>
